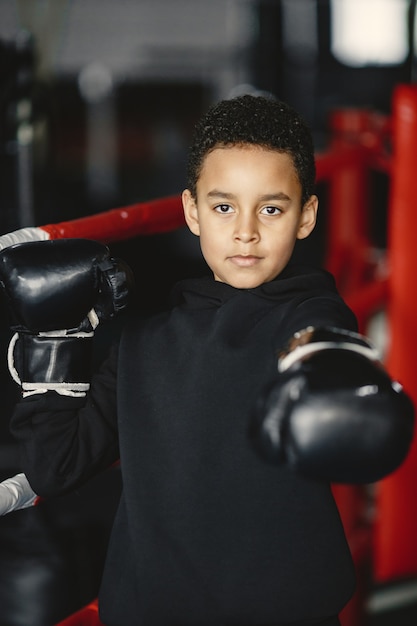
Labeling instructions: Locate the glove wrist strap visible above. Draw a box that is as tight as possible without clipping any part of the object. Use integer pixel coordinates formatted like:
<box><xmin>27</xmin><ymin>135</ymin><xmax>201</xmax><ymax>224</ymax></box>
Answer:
<box><xmin>8</xmin><ymin>333</ymin><xmax>94</xmax><ymax>398</ymax></box>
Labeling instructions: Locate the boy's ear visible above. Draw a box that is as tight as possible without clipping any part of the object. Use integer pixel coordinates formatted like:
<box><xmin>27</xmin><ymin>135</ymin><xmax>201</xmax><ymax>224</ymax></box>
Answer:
<box><xmin>297</xmin><ymin>195</ymin><xmax>318</xmax><ymax>240</ymax></box>
<box><xmin>182</xmin><ymin>189</ymin><xmax>200</xmax><ymax>236</ymax></box>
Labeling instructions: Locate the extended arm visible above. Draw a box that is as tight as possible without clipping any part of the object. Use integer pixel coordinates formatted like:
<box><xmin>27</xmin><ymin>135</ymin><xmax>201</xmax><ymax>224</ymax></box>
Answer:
<box><xmin>250</xmin><ymin>326</ymin><xmax>415</xmax><ymax>483</ymax></box>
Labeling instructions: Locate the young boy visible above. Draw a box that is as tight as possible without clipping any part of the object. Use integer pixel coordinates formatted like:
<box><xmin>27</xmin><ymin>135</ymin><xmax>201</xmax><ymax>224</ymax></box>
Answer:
<box><xmin>0</xmin><ymin>94</ymin><xmax>413</xmax><ymax>626</ymax></box>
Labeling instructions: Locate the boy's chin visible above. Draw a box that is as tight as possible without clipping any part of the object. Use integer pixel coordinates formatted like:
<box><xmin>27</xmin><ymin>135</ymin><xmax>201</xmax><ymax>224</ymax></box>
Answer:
<box><xmin>215</xmin><ymin>274</ymin><xmax>276</xmax><ymax>290</ymax></box>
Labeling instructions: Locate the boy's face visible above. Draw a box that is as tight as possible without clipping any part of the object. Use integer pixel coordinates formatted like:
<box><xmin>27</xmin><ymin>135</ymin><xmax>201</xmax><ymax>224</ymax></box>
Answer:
<box><xmin>182</xmin><ymin>145</ymin><xmax>318</xmax><ymax>289</ymax></box>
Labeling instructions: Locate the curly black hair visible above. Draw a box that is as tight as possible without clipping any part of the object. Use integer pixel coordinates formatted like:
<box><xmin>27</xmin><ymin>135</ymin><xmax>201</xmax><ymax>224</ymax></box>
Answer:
<box><xmin>186</xmin><ymin>94</ymin><xmax>316</xmax><ymax>205</ymax></box>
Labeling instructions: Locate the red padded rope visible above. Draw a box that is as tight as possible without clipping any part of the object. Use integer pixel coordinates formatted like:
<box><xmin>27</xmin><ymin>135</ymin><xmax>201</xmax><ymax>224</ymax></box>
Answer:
<box><xmin>41</xmin><ymin>195</ymin><xmax>185</xmax><ymax>242</ymax></box>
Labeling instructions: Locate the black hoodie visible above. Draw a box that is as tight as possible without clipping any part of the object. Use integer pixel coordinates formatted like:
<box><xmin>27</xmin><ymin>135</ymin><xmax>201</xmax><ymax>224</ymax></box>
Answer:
<box><xmin>11</xmin><ymin>265</ymin><xmax>358</xmax><ymax>626</ymax></box>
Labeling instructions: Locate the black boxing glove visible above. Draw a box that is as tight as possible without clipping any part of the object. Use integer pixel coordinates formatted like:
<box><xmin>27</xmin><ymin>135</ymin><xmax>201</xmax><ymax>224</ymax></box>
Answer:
<box><xmin>0</xmin><ymin>238</ymin><xmax>133</xmax><ymax>397</ymax></box>
<box><xmin>250</xmin><ymin>326</ymin><xmax>415</xmax><ymax>484</ymax></box>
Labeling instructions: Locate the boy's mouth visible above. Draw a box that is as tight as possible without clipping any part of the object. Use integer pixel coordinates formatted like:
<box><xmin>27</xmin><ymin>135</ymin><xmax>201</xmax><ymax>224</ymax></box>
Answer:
<box><xmin>229</xmin><ymin>255</ymin><xmax>261</xmax><ymax>267</ymax></box>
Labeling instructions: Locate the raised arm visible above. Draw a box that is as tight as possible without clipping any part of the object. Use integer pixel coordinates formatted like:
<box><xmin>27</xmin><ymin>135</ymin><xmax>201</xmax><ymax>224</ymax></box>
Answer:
<box><xmin>0</xmin><ymin>239</ymin><xmax>132</xmax><ymax>498</ymax></box>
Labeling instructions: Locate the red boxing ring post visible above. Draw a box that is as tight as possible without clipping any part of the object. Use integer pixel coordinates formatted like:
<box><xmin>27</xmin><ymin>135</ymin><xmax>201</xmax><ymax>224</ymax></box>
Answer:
<box><xmin>374</xmin><ymin>84</ymin><xmax>417</xmax><ymax>583</ymax></box>
<box><xmin>315</xmin><ymin>106</ymin><xmax>393</xmax><ymax>626</ymax></box>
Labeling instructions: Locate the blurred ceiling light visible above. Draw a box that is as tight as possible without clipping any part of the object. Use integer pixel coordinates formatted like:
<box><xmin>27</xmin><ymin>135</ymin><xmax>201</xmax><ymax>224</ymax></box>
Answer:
<box><xmin>330</xmin><ymin>0</ymin><xmax>409</xmax><ymax>66</ymax></box>
<box><xmin>78</xmin><ymin>62</ymin><xmax>114</xmax><ymax>102</ymax></box>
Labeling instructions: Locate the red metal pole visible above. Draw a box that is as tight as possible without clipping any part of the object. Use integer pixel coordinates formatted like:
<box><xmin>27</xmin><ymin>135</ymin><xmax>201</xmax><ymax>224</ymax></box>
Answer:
<box><xmin>324</xmin><ymin>109</ymin><xmax>372</xmax><ymax>294</ymax></box>
<box><xmin>374</xmin><ymin>84</ymin><xmax>417</xmax><ymax>582</ymax></box>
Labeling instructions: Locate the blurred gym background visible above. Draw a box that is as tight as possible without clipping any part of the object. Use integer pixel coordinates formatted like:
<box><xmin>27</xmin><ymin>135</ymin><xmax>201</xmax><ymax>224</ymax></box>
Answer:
<box><xmin>0</xmin><ymin>1</ymin><xmax>417</xmax><ymax>625</ymax></box>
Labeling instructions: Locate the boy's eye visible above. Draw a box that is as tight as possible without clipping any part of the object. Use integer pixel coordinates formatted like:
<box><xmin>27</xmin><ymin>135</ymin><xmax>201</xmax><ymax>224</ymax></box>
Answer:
<box><xmin>214</xmin><ymin>204</ymin><xmax>234</xmax><ymax>214</ymax></box>
<box><xmin>261</xmin><ymin>206</ymin><xmax>282</xmax><ymax>215</ymax></box>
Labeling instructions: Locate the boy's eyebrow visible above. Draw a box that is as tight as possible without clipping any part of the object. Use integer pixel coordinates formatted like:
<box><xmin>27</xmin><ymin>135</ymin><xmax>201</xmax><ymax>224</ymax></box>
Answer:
<box><xmin>258</xmin><ymin>192</ymin><xmax>292</xmax><ymax>202</ymax></box>
<box><xmin>207</xmin><ymin>190</ymin><xmax>292</xmax><ymax>202</ymax></box>
<box><xmin>206</xmin><ymin>190</ymin><xmax>235</xmax><ymax>199</ymax></box>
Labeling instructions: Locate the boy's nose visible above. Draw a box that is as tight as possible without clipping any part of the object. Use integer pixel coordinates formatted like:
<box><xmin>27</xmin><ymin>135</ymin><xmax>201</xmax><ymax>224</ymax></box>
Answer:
<box><xmin>234</xmin><ymin>214</ymin><xmax>260</xmax><ymax>243</ymax></box>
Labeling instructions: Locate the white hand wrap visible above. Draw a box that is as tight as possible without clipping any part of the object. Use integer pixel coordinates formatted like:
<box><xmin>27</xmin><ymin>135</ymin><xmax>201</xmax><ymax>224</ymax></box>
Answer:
<box><xmin>0</xmin><ymin>473</ymin><xmax>37</xmax><ymax>515</ymax></box>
